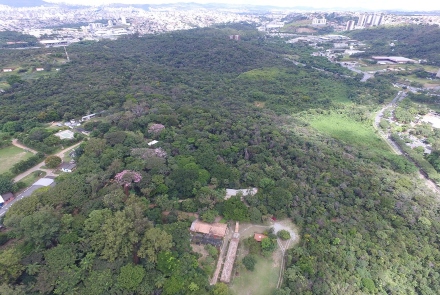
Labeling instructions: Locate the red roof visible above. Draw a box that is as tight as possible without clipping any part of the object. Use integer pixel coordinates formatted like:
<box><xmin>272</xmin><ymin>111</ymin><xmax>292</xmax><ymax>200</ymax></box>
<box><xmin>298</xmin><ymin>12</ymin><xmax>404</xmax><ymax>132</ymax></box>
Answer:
<box><xmin>254</xmin><ymin>233</ymin><xmax>267</xmax><ymax>242</ymax></box>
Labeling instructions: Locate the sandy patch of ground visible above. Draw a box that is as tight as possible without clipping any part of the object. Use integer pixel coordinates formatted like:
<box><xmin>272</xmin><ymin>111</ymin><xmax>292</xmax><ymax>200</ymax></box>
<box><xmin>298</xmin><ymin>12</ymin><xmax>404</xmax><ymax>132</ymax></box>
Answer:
<box><xmin>422</xmin><ymin>113</ymin><xmax>440</xmax><ymax>128</ymax></box>
<box><xmin>191</xmin><ymin>244</ymin><xmax>209</xmax><ymax>261</ymax></box>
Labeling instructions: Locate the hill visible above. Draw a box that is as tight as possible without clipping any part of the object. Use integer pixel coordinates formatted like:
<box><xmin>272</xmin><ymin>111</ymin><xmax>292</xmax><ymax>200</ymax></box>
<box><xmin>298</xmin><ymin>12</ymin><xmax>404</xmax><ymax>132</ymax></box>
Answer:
<box><xmin>0</xmin><ymin>27</ymin><xmax>439</xmax><ymax>295</ymax></box>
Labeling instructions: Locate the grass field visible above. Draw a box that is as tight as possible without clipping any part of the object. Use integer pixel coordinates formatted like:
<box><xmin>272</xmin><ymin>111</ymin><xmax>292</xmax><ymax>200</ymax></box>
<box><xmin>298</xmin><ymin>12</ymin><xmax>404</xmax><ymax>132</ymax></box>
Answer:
<box><xmin>308</xmin><ymin>113</ymin><xmax>392</xmax><ymax>155</ymax></box>
<box><xmin>0</xmin><ymin>146</ymin><xmax>33</xmax><ymax>174</ymax></box>
<box><xmin>230</xmin><ymin>254</ymin><xmax>279</xmax><ymax>295</ymax></box>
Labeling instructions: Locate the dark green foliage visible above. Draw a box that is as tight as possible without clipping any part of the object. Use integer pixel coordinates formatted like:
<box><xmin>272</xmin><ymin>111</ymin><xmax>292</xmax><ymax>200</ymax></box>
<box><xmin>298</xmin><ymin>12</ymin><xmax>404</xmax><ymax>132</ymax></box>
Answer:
<box><xmin>0</xmin><ymin>174</ymin><xmax>13</xmax><ymax>194</ymax></box>
<box><xmin>117</xmin><ymin>264</ymin><xmax>146</xmax><ymax>290</ymax></box>
<box><xmin>222</xmin><ymin>196</ymin><xmax>249</xmax><ymax>221</ymax></box>
<box><xmin>242</xmin><ymin>254</ymin><xmax>257</xmax><ymax>271</ymax></box>
<box><xmin>349</xmin><ymin>25</ymin><xmax>440</xmax><ymax>65</ymax></box>
<box><xmin>277</xmin><ymin>230</ymin><xmax>291</xmax><ymax>240</ymax></box>
<box><xmin>44</xmin><ymin>155</ymin><xmax>61</xmax><ymax>168</ymax></box>
<box><xmin>0</xmin><ymin>26</ymin><xmax>439</xmax><ymax>295</ymax></box>
<box><xmin>0</xmin><ymin>31</ymin><xmax>38</xmax><ymax>48</ymax></box>
<box><xmin>10</xmin><ymin>152</ymin><xmax>44</xmax><ymax>175</ymax></box>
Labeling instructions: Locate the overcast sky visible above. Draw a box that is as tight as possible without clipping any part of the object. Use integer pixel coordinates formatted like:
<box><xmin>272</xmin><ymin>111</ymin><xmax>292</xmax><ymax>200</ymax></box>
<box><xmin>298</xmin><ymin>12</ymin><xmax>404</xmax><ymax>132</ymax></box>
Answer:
<box><xmin>46</xmin><ymin>0</ymin><xmax>440</xmax><ymax>11</ymax></box>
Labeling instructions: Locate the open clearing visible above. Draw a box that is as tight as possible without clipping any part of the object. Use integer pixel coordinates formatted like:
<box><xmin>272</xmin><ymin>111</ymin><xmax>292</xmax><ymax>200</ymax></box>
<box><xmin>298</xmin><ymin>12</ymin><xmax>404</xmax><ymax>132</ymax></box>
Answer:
<box><xmin>229</xmin><ymin>220</ymin><xmax>299</xmax><ymax>295</ymax></box>
<box><xmin>230</xmin><ymin>254</ymin><xmax>279</xmax><ymax>295</ymax></box>
<box><xmin>0</xmin><ymin>145</ymin><xmax>33</xmax><ymax>174</ymax></box>
<box><xmin>308</xmin><ymin>113</ymin><xmax>392</xmax><ymax>155</ymax></box>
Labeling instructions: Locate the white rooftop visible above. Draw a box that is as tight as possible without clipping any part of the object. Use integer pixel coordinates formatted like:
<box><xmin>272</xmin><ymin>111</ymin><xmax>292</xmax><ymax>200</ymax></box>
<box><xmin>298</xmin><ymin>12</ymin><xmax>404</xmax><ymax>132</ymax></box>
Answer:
<box><xmin>34</xmin><ymin>178</ymin><xmax>54</xmax><ymax>187</ymax></box>
<box><xmin>225</xmin><ymin>188</ymin><xmax>258</xmax><ymax>200</ymax></box>
<box><xmin>147</xmin><ymin>140</ymin><xmax>159</xmax><ymax>146</ymax></box>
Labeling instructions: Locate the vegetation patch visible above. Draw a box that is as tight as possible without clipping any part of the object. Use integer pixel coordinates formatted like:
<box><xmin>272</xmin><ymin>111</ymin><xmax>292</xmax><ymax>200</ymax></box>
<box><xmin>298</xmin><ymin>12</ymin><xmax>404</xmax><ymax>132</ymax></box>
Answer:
<box><xmin>0</xmin><ymin>146</ymin><xmax>33</xmax><ymax>174</ymax></box>
<box><xmin>230</xmin><ymin>254</ymin><xmax>279</xmax><ymax>295</ymax></box>
<box><xmin>238</xmin><ymin>67</ymin><xmax>283</xmax><ymax>81</ymax></box>
<box><xmin>308</xmin><ymin>112</ymin><xmax>392</xmax><ymax>155</ymax></box>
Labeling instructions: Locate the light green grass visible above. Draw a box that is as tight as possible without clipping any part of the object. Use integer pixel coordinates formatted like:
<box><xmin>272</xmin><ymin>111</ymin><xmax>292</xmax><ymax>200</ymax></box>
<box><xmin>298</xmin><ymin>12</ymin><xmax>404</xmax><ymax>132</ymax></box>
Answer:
<box><xmin>0</xmin><ymin>146</ymin><xmax>33</xmax><ymax>174</ymax></box>
<box><xmin>308</xmin><ymin>113</ymin><xmax>392</xmax><ymax>155</ymax></box>
<box><xmin>404</xmin><ymin>75</ymin><xmax>440</xmax><ymax>86</ymax></box>
<box><xmin>238</xmin><ymin>68</ymin><xmax>282</xmax><ymax>81</ymax></box>
<box><xmin>230</xmin><ymin>254</ymin><xmax>279</xmax><ymax>295</ymax></box>
<box><xmin>19</xmin><ymin>170</ymin><xmax>46</xmax><ymax>187</ymax></box>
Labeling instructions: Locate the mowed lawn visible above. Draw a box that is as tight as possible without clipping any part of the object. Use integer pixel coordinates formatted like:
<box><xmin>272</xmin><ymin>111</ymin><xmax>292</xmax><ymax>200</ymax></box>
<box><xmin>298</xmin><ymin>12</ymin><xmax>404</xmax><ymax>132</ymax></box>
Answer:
<box><xmin>0</xmin><ymin>146</ymin><xmax>33</xmax><ymax>174</ymax></box>
<box><xmin>230</xmin><ymin>254</ymin><xmax>279</xmax><ymax>295</ymax></box>
<box><xmin>308</xmin><ymin>113</ymin><xmax>392</xmax><ymax>155</ymax></box>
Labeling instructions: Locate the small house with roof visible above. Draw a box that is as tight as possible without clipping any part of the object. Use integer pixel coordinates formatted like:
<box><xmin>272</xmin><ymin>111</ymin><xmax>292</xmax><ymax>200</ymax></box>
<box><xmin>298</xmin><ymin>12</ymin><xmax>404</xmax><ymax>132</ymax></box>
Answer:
<box><xmin>254</xmin><ymin>233</ymin><xmax>268</xmax><ymax>242</ymax></box>
<box><xmin>60</xmin><ymin>162</ymin><xmax>76</xmax><ymax>173</ymax></box>
<box><xmin>190</xmin><ymin>219</ymin><xmax>228</xmax><ymax>247</ymax></box>
<box><xmin>0</xmin><ymin>192</ymin><xmax>14</xmax><ymax>207</ymax></box>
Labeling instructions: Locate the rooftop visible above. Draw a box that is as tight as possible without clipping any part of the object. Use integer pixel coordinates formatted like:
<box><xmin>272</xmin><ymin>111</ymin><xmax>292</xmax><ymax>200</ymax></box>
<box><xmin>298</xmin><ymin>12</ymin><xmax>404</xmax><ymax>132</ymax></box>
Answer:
<box><xmin>190</xmin><ymin>220</ymin><xmax>228</xmax><ymax>238</ymax></box>
<box><xmin>254</xmin><ymin>233</ymin><xmax>268</xmax><ymax>242</ymax></box>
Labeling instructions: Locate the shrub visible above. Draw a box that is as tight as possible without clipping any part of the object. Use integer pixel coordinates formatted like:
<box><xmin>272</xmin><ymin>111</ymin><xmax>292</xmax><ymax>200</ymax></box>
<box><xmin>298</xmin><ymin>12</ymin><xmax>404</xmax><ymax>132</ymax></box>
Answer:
<box><xmin>45</xmin><ymin>156</ymin><xmax>62</xmax><ymax>168</ymax></box>
<box><xmin>242</xmin><ymin>254</ymin><xmax>257</xmax><ymax>271</ymax></box>
<box><xmin>277</xmin><ymin>229</ymin><xmax>291</xmax><ymax>240</ymax></box>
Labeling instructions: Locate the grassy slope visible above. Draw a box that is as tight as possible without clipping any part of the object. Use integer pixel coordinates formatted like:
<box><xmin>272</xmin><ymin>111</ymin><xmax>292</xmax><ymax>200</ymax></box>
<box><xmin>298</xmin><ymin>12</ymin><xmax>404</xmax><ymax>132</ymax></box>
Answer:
<box><xmin>308</xmin><ymin>113</ymin><xmax>393</xmax><ymax>156</ymax></box>
<box><xmin>0</xmin><ymin>146</ymin><xmax>33</xmax><ymax>174</ymax></box>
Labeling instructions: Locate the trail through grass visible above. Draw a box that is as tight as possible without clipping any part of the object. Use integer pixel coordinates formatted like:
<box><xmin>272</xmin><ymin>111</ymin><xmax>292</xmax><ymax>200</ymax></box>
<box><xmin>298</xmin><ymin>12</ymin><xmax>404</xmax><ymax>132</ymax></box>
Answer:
<box><xmin>0</xmin><ymin>146</ymin><xmax>33</xmax><ymax>174</ymax></box>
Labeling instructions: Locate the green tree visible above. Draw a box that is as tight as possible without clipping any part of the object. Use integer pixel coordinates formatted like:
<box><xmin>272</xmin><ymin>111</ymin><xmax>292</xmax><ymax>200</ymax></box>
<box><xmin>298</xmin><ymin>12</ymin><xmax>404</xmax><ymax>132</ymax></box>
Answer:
<box><xmin>45</xmin><ymin>155</ymin><xmax>62</xmax><ymax>168</ymax></box>
<box><xmin>6</xmin><ymin>75</ymin><xmax>22</xmax><ymax>85</ymax></box>
<box><xmin>242</xmin><ymin>254</ymin><xmax>257</xmax><ymax>271</ymax></box>
<box><xmin>138</xmin><ymin>228</ymin><xmax>172</xmax><ymax>263</ymax></box>
<box><xmin>17</xmin><ymin>207</ymin><xmax>60</xmax><ymax>247</ymax></box>
<box><xmin>277</xmin><ymin>230</ymin><xmax>291</xmax><ymax>240</ymax></box>
<box><xmin>117</xmin><ymin>264</ymin><xmax>146</xmax><ymax>291</ymax></box>
<box><xmin>201</xmin><ymin>209</ymin><xmax>218</xmax><ymax>223</ymax></box>
<box><xmin>83</xmin><ymin>269</ymin><xmax>113</xmax><ymax>295</ymax></box>
<box><xmin>212</xmin><ymin>282</ymin><xmax>230</xmax><ymax>295</ymax></box>
<box><xmin>0</xmin><ymin>175</ymin><xmax>13</xmax><ymax>194</ymax></box>
<box><xmin>0</xmin><ymin>248</ymin><xmax>24</xmax><ymax>282</ymax></box>
<box><xmin>0</xmin><ymin>283</ymin><xmax>26</xmax><ymax>295</ymax></box>
<box><xmin>222</xmin><ymin>196</ymin><xmax>249</xmax><ymax>221</ymax></box>
<box><xmin>261</xmin><ymin>237</ymin><xmax>276</xmax><ymax>253</ymax></box>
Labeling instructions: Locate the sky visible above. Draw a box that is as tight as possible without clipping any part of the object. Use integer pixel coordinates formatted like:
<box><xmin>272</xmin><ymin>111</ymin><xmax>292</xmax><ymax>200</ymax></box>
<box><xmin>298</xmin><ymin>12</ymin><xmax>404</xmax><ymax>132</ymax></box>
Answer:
<box><xmin>46</xmin><ymin>0</ymin><xmax>440</xmax><ymax>11</ymax></box>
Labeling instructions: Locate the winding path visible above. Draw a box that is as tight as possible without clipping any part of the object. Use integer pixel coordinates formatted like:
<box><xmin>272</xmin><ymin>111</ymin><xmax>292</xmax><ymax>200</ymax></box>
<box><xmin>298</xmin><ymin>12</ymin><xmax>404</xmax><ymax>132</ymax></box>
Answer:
<box><xmin>373</xmin><ymin>92</ymin><xmax>440</xmax><ymax>194</ymax></box>
<box><xmin>13</xmin><ymin>141</ymin><xmax>83</xmax><ymax>182</ymax></box>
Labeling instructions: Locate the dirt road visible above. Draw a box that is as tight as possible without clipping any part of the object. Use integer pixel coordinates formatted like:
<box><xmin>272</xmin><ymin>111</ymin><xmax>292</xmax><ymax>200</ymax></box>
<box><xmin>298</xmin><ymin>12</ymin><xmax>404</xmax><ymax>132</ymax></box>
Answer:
<box><xmin>12</xmin><ymin>139</ymin><xmax>37</xmax><ymax>154</ymax></box>
<box><xmin>13</xmin><ymin>141</ymin><xmax>83</xmax><ymax>182</ymax></box>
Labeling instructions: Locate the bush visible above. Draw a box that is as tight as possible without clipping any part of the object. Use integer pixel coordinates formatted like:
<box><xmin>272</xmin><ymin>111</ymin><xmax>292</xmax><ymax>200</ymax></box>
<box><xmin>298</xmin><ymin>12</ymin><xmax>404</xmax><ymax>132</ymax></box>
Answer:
<box><xmin>242</xmin><ymin>254</ymin><xmax>257</xmax><ymax>271</ymax></box>
<box><xmin>45</xmin><ymin>155</ymin><xmax>62</xmax><ymax>168</ymax></box>
<box><xmin>277</xmin><ymin>230</ymin><xmax>291</xmax><ymax>240</ymax></box>
<box><xmin>0</xmin><ymin>232</ymin><xmax>10</xmax><ymax>246</ymax></box>
<box><xmin>205</xmin><ymin>244</ymin><xmax>218</xmax><ymax>259</ymax></box>
<box><xmin>11</xmin><ymin>152</ymin><xmax>44</xmax><ymax>175</ymax></box>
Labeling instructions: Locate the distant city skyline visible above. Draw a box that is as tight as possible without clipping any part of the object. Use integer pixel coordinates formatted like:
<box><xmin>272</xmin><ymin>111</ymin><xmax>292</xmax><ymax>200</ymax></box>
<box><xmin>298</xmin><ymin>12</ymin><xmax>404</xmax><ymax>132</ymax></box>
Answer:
<box><xmin>44</xmin><ymin>0</ymin><xmax>440</xmax><ymax>11</ymax></box>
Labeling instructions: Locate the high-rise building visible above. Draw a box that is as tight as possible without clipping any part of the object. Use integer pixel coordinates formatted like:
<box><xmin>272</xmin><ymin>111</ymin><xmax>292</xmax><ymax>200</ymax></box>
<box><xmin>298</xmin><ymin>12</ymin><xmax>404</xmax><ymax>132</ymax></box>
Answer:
<box><xmin>366</xmin><ymin>14</ymin><xmax>373</xmax><ymax>25</ymax></box>
<box><xmin>436</xmin><ymin>68</ymin><xmax>440</xmax><ymax>79</ymax></box>
<box><xmin>372</xmin><ymin>14</ymin><xmax>383</xmax><ymax>26</ymax></box>
<box><xmin>345</xmin><ymin>20</ymin><xmax>356</xmax><ymax>31</ymax></box>
<box><xmin>357</xmin><ymin>14</ymin><xmax>367</xmax><ymax>27</ymax></box>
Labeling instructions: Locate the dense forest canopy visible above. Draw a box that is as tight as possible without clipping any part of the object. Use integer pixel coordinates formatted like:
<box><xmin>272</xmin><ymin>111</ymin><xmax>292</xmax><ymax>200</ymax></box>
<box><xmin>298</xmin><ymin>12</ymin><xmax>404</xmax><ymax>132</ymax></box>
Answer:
<box><xmin>0</xmin><ymin>26</ymin><xmax>439</xmax><ymax>295</ymax></box>
<box><xmin>0</xmin><ymin>31</ymin><xmax>39</xmax><ymax>48</ymax></box>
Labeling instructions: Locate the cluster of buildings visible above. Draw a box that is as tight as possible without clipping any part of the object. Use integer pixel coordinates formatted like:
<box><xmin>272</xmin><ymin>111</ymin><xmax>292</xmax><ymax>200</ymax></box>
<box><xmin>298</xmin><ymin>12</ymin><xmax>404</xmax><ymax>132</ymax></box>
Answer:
<box><xmin>0</xmin><ymin>4</ymin><xmax>259</xmax><ymax>41</ymax></box>
<box><xmin>1</xmin><ymin>3</ymin><xmax>440</xmax><ymax>45</ymax></box>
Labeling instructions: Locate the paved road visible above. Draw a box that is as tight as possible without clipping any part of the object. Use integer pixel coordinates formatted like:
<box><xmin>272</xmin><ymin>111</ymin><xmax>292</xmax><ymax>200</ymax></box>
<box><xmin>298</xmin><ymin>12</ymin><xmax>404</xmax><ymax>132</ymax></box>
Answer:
<box><xmin>13</xmin><ymin>141</ymin><xmax>82</xmax><ymax>182</ymax></box>
<box><xmin>0</xmin><ymin>182</ymin><xmax>51</xmax><ymax>217</ymax></box>
<box><xmin>344</xmin><ymin>66</ymin><xmax>374</xmax><ymax>82</ymax></box>
<box><xmin>373</xmin><ymin>91</ymin><xmax>407</xmax><ymax>155</ymax></box>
